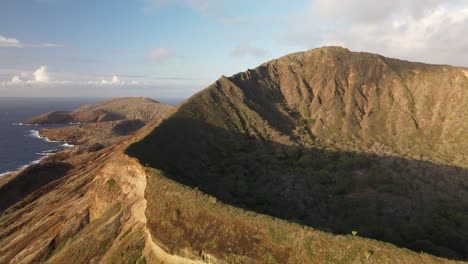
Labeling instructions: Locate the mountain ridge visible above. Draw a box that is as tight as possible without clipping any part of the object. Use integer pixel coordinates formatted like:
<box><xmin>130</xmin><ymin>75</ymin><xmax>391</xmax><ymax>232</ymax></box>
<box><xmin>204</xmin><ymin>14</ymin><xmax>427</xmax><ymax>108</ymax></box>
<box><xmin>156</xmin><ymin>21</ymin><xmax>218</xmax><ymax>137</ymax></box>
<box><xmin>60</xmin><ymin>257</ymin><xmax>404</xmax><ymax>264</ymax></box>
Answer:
<box><xmin>163</xmin><ymin>46</ymin><xmax>468</xmax><ymax>166</ymax></box>
<box><xmin>0</xmin><ymin>47</ymin><xmax>467</xmax><ymax>263</ymax></box>
<box><xmin>127</xmin><ymin>46</ymin><xmax>468</xmax><ymax>260</ymax></box>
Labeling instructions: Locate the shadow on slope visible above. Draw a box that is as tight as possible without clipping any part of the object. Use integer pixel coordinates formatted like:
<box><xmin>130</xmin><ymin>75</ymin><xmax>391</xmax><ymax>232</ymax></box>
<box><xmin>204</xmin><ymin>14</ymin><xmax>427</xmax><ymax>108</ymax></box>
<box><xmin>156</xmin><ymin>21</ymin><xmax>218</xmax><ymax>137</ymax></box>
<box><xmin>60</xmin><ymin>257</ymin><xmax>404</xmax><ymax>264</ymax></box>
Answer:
<box><xmin>127</xmin><ymin>117</ymin><xmax>468</xmax><ymax>261</ymax></box>
<box><xmin>0</xmin><ymin>162</ymin><xmax>73</xmax><ymax>213</ymax></box>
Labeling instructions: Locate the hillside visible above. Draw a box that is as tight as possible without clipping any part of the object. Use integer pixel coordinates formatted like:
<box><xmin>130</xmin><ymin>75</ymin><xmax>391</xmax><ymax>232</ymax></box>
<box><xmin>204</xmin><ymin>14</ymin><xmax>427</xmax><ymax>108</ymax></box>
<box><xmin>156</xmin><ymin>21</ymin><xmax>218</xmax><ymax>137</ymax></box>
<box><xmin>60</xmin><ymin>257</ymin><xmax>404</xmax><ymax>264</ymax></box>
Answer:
<box><xmin>0</xmin><ymin>113</ymin><xmax>459</xmax><ymax>264</ymax></box>
<box><xmin>0</xmin><ymin>47</ymin><xmax>466</xmax><ymax>263</ymax></box>
<box><xmin>24</xmin><ymin>97</ymin><xmax>173</xmax><ymax>124</ymax></box>
<box><xmin>127</xmin><ymin>47</ymin><xmax>468</xmax><ymax>260</ymax></box>
<box><xmin>39</xmin><ymin>119</ymin><xmax>146</xmax><ymax>148</ymax></box>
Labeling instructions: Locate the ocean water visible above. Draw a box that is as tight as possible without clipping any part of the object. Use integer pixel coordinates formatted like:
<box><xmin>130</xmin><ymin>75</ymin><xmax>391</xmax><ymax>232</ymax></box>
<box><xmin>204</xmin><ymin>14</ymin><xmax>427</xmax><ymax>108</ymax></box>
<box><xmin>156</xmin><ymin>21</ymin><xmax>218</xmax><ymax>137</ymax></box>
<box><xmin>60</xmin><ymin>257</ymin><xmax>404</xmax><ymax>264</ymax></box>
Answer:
<box><xmin>0</xmin><ymin>97</ymin><xmax>99</xmax><ymax>176</ymax></box>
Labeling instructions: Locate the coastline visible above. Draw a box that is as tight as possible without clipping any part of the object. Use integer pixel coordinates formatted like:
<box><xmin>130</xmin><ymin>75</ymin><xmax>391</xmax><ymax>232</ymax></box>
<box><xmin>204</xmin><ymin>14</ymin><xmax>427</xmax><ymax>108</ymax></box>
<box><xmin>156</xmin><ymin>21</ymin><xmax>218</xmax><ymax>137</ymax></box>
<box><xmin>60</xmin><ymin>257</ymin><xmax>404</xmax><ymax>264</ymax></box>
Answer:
<box><xmin>0</xmin><ymin>127</ymin><xmax>74</xmax><ymax>177</ymax></box>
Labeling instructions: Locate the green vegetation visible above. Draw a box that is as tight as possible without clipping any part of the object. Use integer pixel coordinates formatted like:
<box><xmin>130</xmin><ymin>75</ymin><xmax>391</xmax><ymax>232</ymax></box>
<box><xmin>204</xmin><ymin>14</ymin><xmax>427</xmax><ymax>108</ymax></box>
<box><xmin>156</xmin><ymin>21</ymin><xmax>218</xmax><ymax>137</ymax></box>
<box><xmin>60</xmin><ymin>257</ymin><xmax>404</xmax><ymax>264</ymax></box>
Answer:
<box><xmin>128</xmin><ymin>129</ymin><xmax>468</xmax><ymax>260</ymax></box>
<box><xmin>140</xmin><ymin>167</ymin><xmax>452</xmax><ymax>263</ymax></box>
<box><xmin>49</xmin><ymin>203</ymin><xmax>123</xmax><ymax>263</ymax></box>
<box><xmin>106</xmin><ymin>178</ymin><xmax>120</xmax><ymax>192</ymax></box>
<box><xmin>109</xmin><ymin>225</ymin><xmax>146</xmax><ymax>263</ymax></box>
<box><xmin>126</xmin><ymin>47</ymin><xmax>468</xmax><ymax>261</ymax></box>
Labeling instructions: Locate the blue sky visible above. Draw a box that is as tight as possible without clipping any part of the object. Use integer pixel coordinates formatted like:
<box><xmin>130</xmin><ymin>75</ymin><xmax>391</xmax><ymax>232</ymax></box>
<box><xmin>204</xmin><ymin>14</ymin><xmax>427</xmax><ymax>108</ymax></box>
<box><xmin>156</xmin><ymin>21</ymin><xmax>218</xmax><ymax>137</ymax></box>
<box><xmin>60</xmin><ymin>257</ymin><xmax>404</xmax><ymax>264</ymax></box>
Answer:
<box><xmin>1</xmin><ymin>0</ymin><xmax>467</xmax><ymax>99</ymax></box>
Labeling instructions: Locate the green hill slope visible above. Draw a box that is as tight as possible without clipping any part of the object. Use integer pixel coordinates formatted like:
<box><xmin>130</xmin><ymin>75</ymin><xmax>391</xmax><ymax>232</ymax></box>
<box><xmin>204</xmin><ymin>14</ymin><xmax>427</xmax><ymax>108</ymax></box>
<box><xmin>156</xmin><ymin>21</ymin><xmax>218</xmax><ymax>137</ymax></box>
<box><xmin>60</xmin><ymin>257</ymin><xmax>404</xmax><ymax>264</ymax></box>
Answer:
<box><xmin>128</xmin><ymin>47</ymin><xmax>468</xmax><ymax>260</ymax></box>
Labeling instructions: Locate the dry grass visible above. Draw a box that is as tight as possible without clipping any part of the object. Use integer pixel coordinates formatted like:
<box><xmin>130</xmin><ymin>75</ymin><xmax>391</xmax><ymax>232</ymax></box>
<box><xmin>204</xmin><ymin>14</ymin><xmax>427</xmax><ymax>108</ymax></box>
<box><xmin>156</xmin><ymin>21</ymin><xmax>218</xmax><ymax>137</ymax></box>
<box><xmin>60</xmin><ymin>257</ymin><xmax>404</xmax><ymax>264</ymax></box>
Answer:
<box><xmin>144</xmin><ymin>167</ymin><xmax>458</xmax><ymax>263</ymax></box>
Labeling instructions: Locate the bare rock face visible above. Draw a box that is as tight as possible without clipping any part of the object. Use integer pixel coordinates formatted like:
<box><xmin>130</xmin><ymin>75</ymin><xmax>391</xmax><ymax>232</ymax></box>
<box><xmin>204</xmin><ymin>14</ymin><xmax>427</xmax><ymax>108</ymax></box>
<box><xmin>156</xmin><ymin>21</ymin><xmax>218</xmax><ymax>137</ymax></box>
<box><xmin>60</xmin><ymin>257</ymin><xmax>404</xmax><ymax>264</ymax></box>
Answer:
<box><xmin>24</xmin><ymin>97</ymin><xmax>173</xmax><ymax>125</ymax></box>
<box><xmin>128</xmin><ymin>47</ymin><xmax>468</xmax><ymax>260</ymax></box>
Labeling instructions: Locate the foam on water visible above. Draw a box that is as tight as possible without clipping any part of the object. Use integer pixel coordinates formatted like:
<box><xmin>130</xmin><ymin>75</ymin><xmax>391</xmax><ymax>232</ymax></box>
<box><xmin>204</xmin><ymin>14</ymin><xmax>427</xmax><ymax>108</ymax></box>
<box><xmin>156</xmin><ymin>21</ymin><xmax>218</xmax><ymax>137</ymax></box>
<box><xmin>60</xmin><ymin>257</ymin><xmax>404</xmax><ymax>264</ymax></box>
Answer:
<box><xmin>28</xmin><ymin>130</ymin><xmax>41</xmax><ymax>139</ymax></box>
<box><xmin>0</xmin><ymin>171</ymin><xmax>14</xmax><ymax>177</ymax></box>
<box><xmin>0</xmin><ymin>97</ymin><xmax>103</xmax><ymax>175</ymax></box>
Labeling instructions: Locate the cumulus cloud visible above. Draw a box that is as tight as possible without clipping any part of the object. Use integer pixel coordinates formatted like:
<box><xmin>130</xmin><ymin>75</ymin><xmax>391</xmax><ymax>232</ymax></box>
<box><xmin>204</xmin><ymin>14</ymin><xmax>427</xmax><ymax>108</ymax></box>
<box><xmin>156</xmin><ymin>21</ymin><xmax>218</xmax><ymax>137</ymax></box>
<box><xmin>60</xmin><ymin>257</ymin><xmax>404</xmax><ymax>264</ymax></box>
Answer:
<box><xmin>33</xmin><ymin>66</ymin><xmax>51</xmax><ymax>83</ymax></box>
<box><xmin>1</xmin><ymin>68</ymin><xmax>143</xmax><ymax>89</ymax></box>
<box><xmin>10</xmin><ymin>76</ymin><xmax>23</xmax><ymax>84</ymax></box>
<box><xmin>1</xmin><ymin>66</ymin><xmax>54</xmax><ymax>85</ymax></box>
<box><xmin>147</xmin><ymin>48</ymin><xmax>173</xmax><ymax>62</ymax></box>
<box><xmin>311</xmin><ymin>0</ymin><xmax>465</xmax><ymax>22</ymax></box>
<box><xmin>0</xmin><ymin>35</ymin><xmax>23</xmax><ymax>48</ymax></box>
<box><xmin>284</xmin><ymin>0</ymin><xmax>468</xmax><ymax>66</ymax></box>
<box><xmin>231</xmin><ymin>42</ymin><xmax>267</xmax><ymax>58</ymax></box>
<box><xmin>87</xmin><ymin>75</ymin><xmax>141</xmax><ymax>86</ymax></box>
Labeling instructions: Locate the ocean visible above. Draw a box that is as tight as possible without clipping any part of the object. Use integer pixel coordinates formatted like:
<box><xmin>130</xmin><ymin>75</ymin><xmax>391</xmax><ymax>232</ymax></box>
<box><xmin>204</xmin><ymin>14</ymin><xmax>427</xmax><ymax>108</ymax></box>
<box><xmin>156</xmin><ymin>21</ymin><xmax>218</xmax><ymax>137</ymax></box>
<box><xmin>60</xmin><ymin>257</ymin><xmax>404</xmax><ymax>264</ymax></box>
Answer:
<box><xmin>0</xmin><ymin>97</ymin><xmax>99</xmax><ymax>176</ymax></box>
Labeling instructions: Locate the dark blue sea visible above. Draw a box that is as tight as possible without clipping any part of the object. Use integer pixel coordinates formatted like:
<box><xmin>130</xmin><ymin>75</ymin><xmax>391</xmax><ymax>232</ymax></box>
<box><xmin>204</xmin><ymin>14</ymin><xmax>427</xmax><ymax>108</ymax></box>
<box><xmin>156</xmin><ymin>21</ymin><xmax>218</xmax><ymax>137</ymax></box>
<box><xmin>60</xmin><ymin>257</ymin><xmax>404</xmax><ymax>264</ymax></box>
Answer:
<box><xmin>0</xmin><ymin>97</ymin><xmax>183</xmax><ymax>176</ymax></box>
<box><xmin>0</xmin><ymin>97</ymin><xmax>100</xmax><ymax>176</ymax></box>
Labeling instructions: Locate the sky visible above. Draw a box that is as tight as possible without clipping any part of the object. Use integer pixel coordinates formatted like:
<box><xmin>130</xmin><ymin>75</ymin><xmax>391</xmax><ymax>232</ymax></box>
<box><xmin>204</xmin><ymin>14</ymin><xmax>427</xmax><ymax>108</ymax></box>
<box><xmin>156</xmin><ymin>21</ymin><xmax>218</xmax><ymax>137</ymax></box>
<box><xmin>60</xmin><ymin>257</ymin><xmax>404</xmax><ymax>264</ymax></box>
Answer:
<box><xmin>1</xmin><ymin>0</ymin><xmax>467</xmax><ymax>100</ymax></box>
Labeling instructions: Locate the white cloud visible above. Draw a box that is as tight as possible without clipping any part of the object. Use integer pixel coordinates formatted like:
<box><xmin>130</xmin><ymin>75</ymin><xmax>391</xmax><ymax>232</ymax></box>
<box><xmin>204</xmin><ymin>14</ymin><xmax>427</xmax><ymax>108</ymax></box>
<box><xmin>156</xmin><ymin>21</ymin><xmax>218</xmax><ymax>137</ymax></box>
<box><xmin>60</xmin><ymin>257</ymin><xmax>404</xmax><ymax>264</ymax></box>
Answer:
<box><xmin>1</xmin><ymin>66</ymin><xmax>53</xmax><ymax>85</ymax></box>
<box><xmin>10</xmin><ymin>76</ymin><xmax>23</xmax><ymax>84</ymax></box>
<box><xmin>231</xmin><ymin>42</ymin><xmax>267</xmax><ymax>58</ymax></box>
<box><xmin>284</xmin><ymin>0</ymin><xmax>468</xmax><ymax>66</ymax></box>
<box><xmin>33</xmin><ymin>66</ymin><xmax>50</xmax><ymax>83</ymax></box>
<box><xmin>110</xmin><ymin>75</ymin><xmax>120</xmax><ymax>84</ymax></box>
<box><xmin>147</xmin><ymin>48</ymin><xmax>173</xmax><ymax>62</ymax></box>
<box><xmin>87</xmin><ymin>75</ymin><xmax>140</xmax><ymax>86</ymax></box>
<box><xmin>310</xmin><ymin>0</ymin><xmax>465</xmax><ymax>22</ymax></box>
<box><xmin>0</xmin><ymin>35</ymin><xmax>23</xmax><ymax>48</ymax></box>
<box><xmin>0</xmin><ymin>66</ymin><xmax>63</xmax><ymax>85</ymax></box>
<box><xmin>0</xmin><ymin>34</ymin><xmax>61</xmax><ymax>48</ymax></box>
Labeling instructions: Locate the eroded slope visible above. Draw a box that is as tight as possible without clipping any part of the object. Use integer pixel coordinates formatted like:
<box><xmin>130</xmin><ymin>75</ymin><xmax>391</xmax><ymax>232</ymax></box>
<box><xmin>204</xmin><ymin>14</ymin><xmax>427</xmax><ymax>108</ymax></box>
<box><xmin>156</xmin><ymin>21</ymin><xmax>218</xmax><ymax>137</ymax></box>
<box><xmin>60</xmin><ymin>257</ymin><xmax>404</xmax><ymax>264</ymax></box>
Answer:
<box><xmin>128</xmin><ymin>47</ymin><xmax>468</xmax><ymax>260</ymax></box>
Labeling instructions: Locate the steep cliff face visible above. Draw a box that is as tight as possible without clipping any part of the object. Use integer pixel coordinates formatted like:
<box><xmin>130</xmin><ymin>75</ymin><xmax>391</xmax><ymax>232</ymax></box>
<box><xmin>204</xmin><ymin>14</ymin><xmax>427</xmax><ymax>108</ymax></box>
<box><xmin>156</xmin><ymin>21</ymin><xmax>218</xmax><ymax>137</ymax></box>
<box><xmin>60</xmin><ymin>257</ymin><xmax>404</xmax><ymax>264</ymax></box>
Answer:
<box><xmin>0</xmin><ymin>129</ymin><xmax>223</xmax><ymax>264</ymax></box>
<box><xmin>0</xmin><ymin>141</ymin><xmax>186</xmax><ymax>264</ymax></box>
<box><xmin>135</xmin><ymin>47</ymin><xmax>467</xmax><ymax>165</ymax></box>
<box><xmin>128</xmin><ymin>47</ymin><xmax>468</xmax><ymax>260</ymax></box>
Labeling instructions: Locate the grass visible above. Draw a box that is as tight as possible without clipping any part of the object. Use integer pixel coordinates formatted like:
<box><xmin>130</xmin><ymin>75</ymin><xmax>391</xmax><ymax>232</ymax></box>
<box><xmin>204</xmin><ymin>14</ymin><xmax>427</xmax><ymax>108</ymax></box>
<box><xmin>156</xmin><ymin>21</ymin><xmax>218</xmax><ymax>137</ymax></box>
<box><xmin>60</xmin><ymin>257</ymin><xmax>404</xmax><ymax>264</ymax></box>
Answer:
<box><xmin>48</xmin><ymin>203</ymin><xmax>123</xmax><ymax>264</ymax></box>
<box><xmin>106</xmin><ymin>178</ymin><xmax>119</xmax><ymax>192</ymax></box>
<box><xmin>123</xmin><ymin>48</ymin><xmax>468</xmax><ymax>262</ymax></box>
<box><xmin>141</xmin><ymin>167</ymin><xmax>455</xmax><ymax>263</ymax></box>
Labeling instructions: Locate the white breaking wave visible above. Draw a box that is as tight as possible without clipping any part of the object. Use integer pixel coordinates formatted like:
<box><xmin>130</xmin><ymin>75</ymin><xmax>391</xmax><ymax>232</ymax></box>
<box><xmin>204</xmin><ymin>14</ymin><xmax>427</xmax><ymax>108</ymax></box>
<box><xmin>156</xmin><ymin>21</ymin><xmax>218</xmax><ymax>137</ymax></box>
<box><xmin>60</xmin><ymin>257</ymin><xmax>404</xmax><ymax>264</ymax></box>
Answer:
<box><xmin>3</xmin><ymin>124</ymin><xmax>76</xmax><ymax>177</ymax></box>
<box><xmin>36</xmin><ymin>149</ymin><xmax>59</xmax><ymax>156</ymax></box>
<box><xmin>44</xmin><ymin>137</ymin><xmax>60</xmax><ymax>143</ymax></box>
<box><xmin>28</xmin><ymin>130</ymin><xmax>66</xmax><ymax>144</ymax></box>
<box><xmin>28</xmin><ymin>130</ymin><xmax>41</xmax><ymax>139</ymax></box>
<box><xmin>18</xmin><ymin>156</ymin><xmax>46</xmax><ymax>170</ymax></box>
<box><xmin>0</xmin><ymin>171</ymin><xmax>14</xmax><ymax>177</ymax></box>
